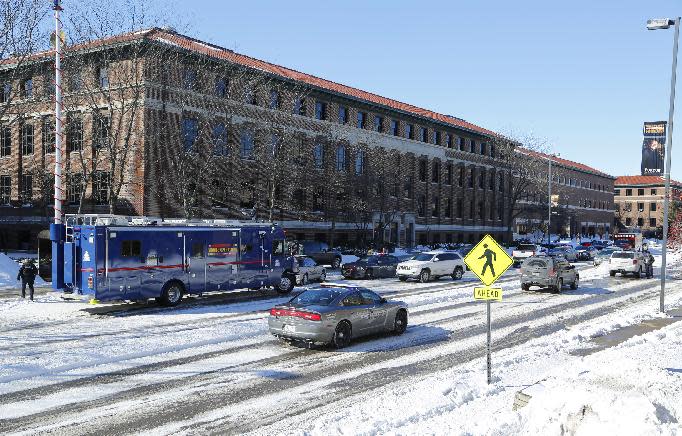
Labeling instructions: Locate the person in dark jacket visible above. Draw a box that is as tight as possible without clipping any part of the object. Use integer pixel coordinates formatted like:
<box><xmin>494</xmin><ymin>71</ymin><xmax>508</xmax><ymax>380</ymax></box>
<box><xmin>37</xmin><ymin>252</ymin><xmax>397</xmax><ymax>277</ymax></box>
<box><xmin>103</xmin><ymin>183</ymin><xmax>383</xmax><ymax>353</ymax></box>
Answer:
<box><xmin>16</xmin><ymin>260</ymin><xmax>38</xmax><ymax>301</ymax></box>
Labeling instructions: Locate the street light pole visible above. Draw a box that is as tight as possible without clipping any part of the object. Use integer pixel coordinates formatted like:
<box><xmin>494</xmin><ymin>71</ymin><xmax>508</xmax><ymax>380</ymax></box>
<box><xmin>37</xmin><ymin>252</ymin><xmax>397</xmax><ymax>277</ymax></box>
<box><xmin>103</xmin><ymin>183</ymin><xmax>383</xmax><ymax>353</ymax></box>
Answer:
<box><xmin>548</xmin><ymin>157</ymin><xmax>552</xmax><ymax>245</ymax></box>
<box><xmin>647</xmin><ymin>17</ymin><xmax>680</xmax><ymax>314</ymax></box>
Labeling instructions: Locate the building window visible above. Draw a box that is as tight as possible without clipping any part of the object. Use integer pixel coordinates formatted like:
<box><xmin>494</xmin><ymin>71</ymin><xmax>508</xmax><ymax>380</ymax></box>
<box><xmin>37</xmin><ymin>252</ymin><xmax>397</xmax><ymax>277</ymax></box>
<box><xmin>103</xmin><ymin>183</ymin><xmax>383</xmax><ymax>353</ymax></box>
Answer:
<box><xmin>338</xmin><ymin>106</ymin><xmax>348</xmax><ymax>124</ymax></box>
<box><xmin>314</xmin><ymin>143</ymin><xmax>324</xmax><ymax>169</ymax></box>
<box><xmin>19</xmin><ymin>174</ymin><xmax>32</xmax><ymax>203</ymax></box>
<box><xmin>404</xmin><ymin>176</ymin><xmax>413</xmax><ymax>199</ymax></box>
<box><xmin>67</xmin><ymin>174</ymin><xmax>83</xmax><ymax>205</ymax></box>
<box><xmin>374</xmin><ymin>115</ymin><xmax>383</xmax><ymax>133</ymax></box>
<box><xmin>44</xmin><ymin>69</ymin><xmax>55</xmax><ymax>97</ymax></box>
<box><xmin>243</xmin><ymin>86</ymin><xmax>256</xmax><ymax>105</ymax></box>
<box><xmin>446</xmin><ymin>164</ymin><xmax>453</xmax><ymax>185</ymax></box>
<box><xmin>391</xmin><ymin>119</ymin><xmax>399</xmax><ymax>136</ymax></box>
<box><xmin>651</xmin><ymin>188</ymin><xmax>657</xmax><ymax>195</ymax></box>
<box><xmin>637</xmin><ymin>202</ymin><xmax>644</xmax><ymax>212</ymax></box>
<box><xmin>182</xmin><ymin>67</ymin><xmax>196</xmax><ymax>90</ymax></box>
<box><xmin>93</xmin><ymin>171</ymin><xmax>109</xmax><ymax>205</ymax></box>
<box><xmin>478</xmin><ymin>170</ymin><xmax>485</xmax><ymax>189</ymax></box>
<box><xmin>0</xmin><ymin>125</ymin><xmax>11</xmax><ymax>157</ymax></box>
<box><xmin>212</xmin><ymin>123</ymin><xmax>228</xmax><ymax>156</ymax></box>
<box><xmin>489</xmin><ymin>172</ymin><xmax>495</xmax><ymax>190</ymax></box>
<box><xmin>457</xmin><ymin>198</ymin><xmax>463</xmax><ymax>218</ymax></box>
<box><xmin>182</xmin><ymin>117</ymin><xmax>198</xmax><ymax>152</ymax></box>
<box><xmin>240</xmin><ymin>130</ymin><xmax>255</xmax><ymax>160</ymax></box>
<box><xmin>469</xmin><ymin>199</ymin><xmax>475</xmax><ymax>219</ymax></box>
<box><xmin>468</xmin><ymin>168</ymin><xmax>474</xmax><ymax>188</ymax></box>
<box><xmin>417</xmin><ymin>195</ymin><xmax>426</xmax><ymax>217</ymax></box>
<box><xmin>615</xmin><ymin>189</ymin><xmax>621</xmax><ymax>196</ymax></box>
<box><xmin>315</xmin><ymin>101</ymin><xmax>327</xmax><ymax>120</ymax></box>
<box><xmin>637</xmin><ymin>217</ymin><xmax>643</xmax><ymax>227</ymax></box>
<box><xmin>21</xmin><ymin>78</ymin><xmax>33</xmax><ymax>99</ymax></box>
<box><xmin>312</xmin><ymin>187</ymin><xmax>324</xmax><ymax>211</ymax></box>
<box><xmin>457</xmin><ymin>136</ymin><xmax>464</xmax><ymax>150</ymax></box>
<box><xmin>0</xmin><ymin>175</ymin><xmax>9</xmax><ymax>205</ymax></box>
<box><xmin>480</xmin><ymin>142</ymin><xmax>487</xmax><ymax>155</ymax></box>
<box><xmin>355</xmin><ymin>150</ymin><xmax>365</xmax><ymax>175</ymax></box>
<box><xmin>650</xmin><ymin>218</ymin><xmax>657</xmax><ymax>227</ymax></box>
<box><xmin>490</xmin><ymin>143</ymin><xmax>495</xmax><ymax>158</ymax></box>
<box><xmin>69</xmin><ymin>70</ymin><xmax>82</xmax><ymax>91</ymax></box>
<box><xmin>98</xmin><ymin>66</ymin><xmax>109</xmax><ymax>88</ymax></box>
<box><xmin>638</xmin><ymin>188</ymin><xmax>645</xmax><ymax>195</ymax></box>
<box><xmin>0</xmin><ymin>83</ymin><xmax>10</xmax><ymax>103</ymax></box>
<box><xmin>357</xmin><ymin>112</ymin><xmax>367</xmax><ymax>129</ymax></box>
<box><xmin>650</xmin><ymin>202</ymin><xmax>657</xmax><ymax>211</ymax></box>
<box><xmin>405</xmin><ymin>124</ymin><xmax>414</xmax><ymax>139</ymax></box>
<box><xmin>20</xmin><ymin>124</ymin><xmax>34</xmax><ymax>155</ymax></box>
<box><xmin>215</xmin><ymin>77</ymin><xmax>227</xmax><ymax>97</ymax></box>
<box><xmin>432</xmin><ymin>195</ymin><xmax>440</xmax><ymax>217</ymax></box>
<box><xmin>446</xmin><ymin>134</ymin><xmax>452</xmax><ymax>148</ymax></box>
<box><xmin>420</xmin><ymin>127</ymin><xmax>428</xmax><ymax>142</ymax></box>
<box><xmin>625</xmin><ymin>217</ymin><xmax>632</xmax><ymax>226</ymax></box>
<box><xmin>419</xmin><ymin>159</ymin><xmax>427</xmax><ymax>182</ymax></box>
<box><xmin>625</xmin><ymin>188</ymin><xmax>632</xmax><ymax>196</ymax></box>
<box><xmin>458</xmin><ymin>167</ymin><xmax>464</xmax><ymax>187</ymax></box>
<box><xmin>269</xmin><ymin>89</ymin><xmax>280</xmax><ymax>109</ymax></box>
<box><xmin>67</xmin><ymin>117</ymin><xmax>83</xmax><ymax>152</ymax></box>
<box><xmin>478</xmin><ymin>201</ymin><xmax>485</xmax><ymax>220</ymax></box>
<box><xmin>93</xmin><ymin>115</ymin><xmax>110</xmax><ymax>149</ymax></box>
<box><xmin>336</xmin><ymin>144</ymin><xmax>346</xmax><ymax>171</ymax></box>
<box><xmin>293</xmin><ymin>97</ymin><xmax>306</xmax><ymax>115</ymax></box>
<box><xmin>42</xmin><ymin>116</ymin><xmax>55</xmax><ymax>154</ymax></box>
<box><xmin>445</xmin><ymin>198</ymin><xmax>452</xmax><ymax>218</ymax></box>
<box><xmin>431</xmin><ymin>161</ymin><xmax>439</xmax><ymax>183</ymax></box>
<box><xmin>433</xmin><ymin>131</ymin><xmax>441</xmax><ymax>145</ymax></box>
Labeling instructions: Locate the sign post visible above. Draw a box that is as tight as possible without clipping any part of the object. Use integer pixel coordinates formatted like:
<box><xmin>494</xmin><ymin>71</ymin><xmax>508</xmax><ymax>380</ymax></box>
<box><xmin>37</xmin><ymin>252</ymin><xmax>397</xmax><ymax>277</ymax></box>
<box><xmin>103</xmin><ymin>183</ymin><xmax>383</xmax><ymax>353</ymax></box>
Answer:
<box><xmin>464</xmin><ymin>235</ymin><xmax>513</xmax><ymax>384</ymax></box>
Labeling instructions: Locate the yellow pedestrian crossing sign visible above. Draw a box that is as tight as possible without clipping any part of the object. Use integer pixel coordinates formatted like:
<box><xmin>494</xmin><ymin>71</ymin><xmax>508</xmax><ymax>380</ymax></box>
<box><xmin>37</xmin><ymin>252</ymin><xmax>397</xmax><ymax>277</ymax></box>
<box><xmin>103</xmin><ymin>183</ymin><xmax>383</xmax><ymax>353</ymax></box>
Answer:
<box><xmin>464</xmin><ymin>234</ymin><xmax>513</xmax><ymax>286</ymax></box>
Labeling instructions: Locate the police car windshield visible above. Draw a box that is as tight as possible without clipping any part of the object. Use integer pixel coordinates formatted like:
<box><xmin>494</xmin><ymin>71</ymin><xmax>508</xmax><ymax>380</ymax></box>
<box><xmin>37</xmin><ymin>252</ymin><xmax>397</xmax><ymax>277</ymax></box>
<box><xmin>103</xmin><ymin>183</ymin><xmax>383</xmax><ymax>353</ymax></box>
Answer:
<box><xmin>414</xmin><ymin>253</ymin><xmax>435</xmax><ymax>261</ymax></box>
<box><xmin>289</xmin><ymin>289</ymin><xmax>345</xmax><ymax>306</ymax></box>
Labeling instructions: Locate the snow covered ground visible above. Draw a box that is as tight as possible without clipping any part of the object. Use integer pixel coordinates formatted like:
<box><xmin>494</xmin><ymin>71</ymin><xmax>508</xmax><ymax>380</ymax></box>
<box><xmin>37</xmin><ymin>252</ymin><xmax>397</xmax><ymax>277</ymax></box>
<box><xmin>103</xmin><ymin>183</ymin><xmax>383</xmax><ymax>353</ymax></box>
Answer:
<box><xmin>0</xmin><ymin>248</ymin><xmax>681</xmax><ymax>435</ymax></box>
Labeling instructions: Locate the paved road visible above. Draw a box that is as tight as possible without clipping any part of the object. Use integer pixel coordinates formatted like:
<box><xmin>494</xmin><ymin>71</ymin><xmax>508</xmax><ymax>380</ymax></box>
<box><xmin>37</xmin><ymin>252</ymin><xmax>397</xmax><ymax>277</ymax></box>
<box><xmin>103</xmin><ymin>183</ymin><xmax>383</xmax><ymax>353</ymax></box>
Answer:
<box><xmin>0</xmin><ymin>264</ymin><xmax>675</xmax><ymax>435</ymax></box>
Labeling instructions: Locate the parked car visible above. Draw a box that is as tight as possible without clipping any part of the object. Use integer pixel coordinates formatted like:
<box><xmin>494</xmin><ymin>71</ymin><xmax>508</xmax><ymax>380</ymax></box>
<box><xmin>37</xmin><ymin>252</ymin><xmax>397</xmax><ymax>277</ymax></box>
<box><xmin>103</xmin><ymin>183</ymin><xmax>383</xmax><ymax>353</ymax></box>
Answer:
<box><xmin>294</xmin><ymin>255</ymin><xmax>326</xmax><ymax>285</ymax></box>
<box><xmin>292</xmin><ymin>240</ymin><xmax>343</xmax><ymax>269</ymax></box>
<box><xmin>341</xmin><ymin>254</ymin><xmax>400</xmax><ymax>279</ymax></box>
<box><xmin>591</xmin><ymin>240</ymin><xmax>608</xmax><ymax>250</ymax></box>
<box><xmin>609</xmin><ymin>251</ymin><xmax>645</xmax><ymax>278</ymax></box>
<box><xmin>268</xmin><ymin>286</ymin><xmax>409</xmax><ymax>348</ymax></box>
<box><xmin>520</xmin><ymin>256</ymin><xmax>579</xmax><ymax>293</ymax></box>
<box><xmin>593</xmin><ymin>246</ymin><xmax>620</xmax><ymax>265</ymax></box>
<box><xmin>396</xmin><ymin>251</ymin><xmax>465</xmax><ymax>282</ymax></box>
<box><xmin>547</xmin><ymin>245</ymin><xmax>578</xmax><ymax>262</ymax></box>
<box><xmin>575</xmin><ymin>246</ymin><xmax>598</xmax><ymax>261</ymax></box>
<box><xmin>512</xmin><ymin>243</ymin><xmax>540</xmax><ymax>267</ymax></box>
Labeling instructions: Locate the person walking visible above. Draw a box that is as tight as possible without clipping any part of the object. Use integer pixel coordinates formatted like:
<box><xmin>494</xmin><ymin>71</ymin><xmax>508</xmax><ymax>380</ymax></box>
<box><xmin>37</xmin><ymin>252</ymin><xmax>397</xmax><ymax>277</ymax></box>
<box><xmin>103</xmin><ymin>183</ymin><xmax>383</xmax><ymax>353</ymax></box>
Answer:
<box><xmin>643</xmin><ymin>249</ymin><xmax>655</xmax><ymax>279</ymax></box>
<box><xmin>16</xmin><ymin>260</ymin><xmax>38</xmax><ymax>301</ymax></box>
<box><xmin>479</xmin><ymin>244</ymin><xmax>497</xmax><ymax>277</ymax></box>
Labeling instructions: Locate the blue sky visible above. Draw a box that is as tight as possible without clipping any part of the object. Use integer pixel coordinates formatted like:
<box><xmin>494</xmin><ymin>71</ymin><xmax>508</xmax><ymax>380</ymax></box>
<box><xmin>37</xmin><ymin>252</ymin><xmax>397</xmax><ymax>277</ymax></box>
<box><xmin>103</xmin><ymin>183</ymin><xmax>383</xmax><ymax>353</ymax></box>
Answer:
<box><xmin>172</xmin><ymin>0</ymin><xmax>681</xmax><ymax>179</ymax></box>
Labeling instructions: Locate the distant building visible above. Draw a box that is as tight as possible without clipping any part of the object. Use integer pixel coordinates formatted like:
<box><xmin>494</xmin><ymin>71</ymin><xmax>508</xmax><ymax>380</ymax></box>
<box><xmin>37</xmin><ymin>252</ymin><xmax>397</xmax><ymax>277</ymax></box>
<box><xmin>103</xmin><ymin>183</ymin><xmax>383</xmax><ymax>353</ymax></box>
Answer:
<box><xmin>614</xmin><ymin>175</ymin><xmax>682</xmax><ymax>236</ymax></box>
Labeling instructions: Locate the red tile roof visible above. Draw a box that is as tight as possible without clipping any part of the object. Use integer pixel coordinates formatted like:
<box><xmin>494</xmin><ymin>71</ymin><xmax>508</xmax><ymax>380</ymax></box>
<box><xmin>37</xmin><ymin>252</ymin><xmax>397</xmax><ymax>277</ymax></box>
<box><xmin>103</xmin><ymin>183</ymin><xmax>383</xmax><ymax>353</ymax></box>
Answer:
<box><xmin>519</xmin><ymin>149</ymin><xmax>613</xmax><ymax>178</ymax></box>
<box><xmin>615</xmin><ymin>175</ymin><xmax>682</xmax><ymax>188</ymax></box>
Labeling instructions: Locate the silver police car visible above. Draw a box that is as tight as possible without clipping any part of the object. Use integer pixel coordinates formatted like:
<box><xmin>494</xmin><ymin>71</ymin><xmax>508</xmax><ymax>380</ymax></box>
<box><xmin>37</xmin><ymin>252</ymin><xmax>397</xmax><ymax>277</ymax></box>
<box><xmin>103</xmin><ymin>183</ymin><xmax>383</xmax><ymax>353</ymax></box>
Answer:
<box><xmin>268</xmin><ymin>285</ymin><xmax>408</xmax><ymax>348</ymax></box>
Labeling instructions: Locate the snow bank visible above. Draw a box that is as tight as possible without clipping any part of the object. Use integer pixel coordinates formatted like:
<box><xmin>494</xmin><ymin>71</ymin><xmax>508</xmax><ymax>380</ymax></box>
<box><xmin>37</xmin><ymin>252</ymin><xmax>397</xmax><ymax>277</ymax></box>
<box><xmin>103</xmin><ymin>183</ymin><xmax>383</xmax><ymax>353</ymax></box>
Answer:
<box><xmin>0</xmin><ymin>253</ymin><xmax>46</xmax><ymax>289</ymax></box>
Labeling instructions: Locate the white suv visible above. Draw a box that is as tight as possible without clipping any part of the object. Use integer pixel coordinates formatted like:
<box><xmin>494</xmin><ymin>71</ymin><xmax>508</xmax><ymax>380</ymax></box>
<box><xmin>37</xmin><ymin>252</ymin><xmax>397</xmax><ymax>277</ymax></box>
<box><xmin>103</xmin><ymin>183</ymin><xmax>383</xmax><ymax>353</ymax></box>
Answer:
<box><xmin>609</xmin><ymin>250</ymin><xmax>645</xmax><ymax>278</ymax></box>
<box><xmin>396</xmin><ymin>251</ymin><xmax>465</xmax><ymax>282</ymax></box>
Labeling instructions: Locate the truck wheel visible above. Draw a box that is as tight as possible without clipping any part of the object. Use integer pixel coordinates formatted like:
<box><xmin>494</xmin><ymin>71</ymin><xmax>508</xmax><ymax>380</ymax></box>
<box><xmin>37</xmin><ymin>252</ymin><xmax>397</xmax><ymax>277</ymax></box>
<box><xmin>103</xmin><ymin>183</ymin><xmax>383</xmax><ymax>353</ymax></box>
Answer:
<box><xmin>419</xmin><ymin>269</ymin><xmax>431</xmax><ymax>283</ymax></box>
<box><xmin>398</xmin><ymin>276</ymin><xmax>408</xmax><ymax>282</ymax></box>
<box><xmin>160</xmin><ymin>282</ymin><xmax>183</xmax><ymax>307</ymax></box>
<box><xmin>276</xmin><ymin>274</ymin><xmax>294</xmax><ymax>294</ymax></box>
<box><xmin>451</xmin><ymin>266</ymin><xmax>464</xmax><ymax>280</ymax></box>
<box><xmin>521</xmin><ymin>283</ymin><xmax>530</xmax><ymax>291</ymax></box>
<box><xmin>609</xmin><ymin>271</ymin><xmax>616</xmax><ymax>277</ymax></box>
<box><xmin>332</xmin><ymin>257</ymin><xmax>341</xmax><ymax>269</ymax></box>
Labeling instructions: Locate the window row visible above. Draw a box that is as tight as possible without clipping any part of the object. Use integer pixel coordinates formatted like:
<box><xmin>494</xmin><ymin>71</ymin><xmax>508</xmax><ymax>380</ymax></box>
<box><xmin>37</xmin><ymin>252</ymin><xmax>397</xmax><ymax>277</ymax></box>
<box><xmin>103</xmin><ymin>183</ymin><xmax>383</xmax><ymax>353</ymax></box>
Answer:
<box><xmin>0</xmin><ymin>172</ymin><xmax>110</xmax><ymax>206</ymax></box>
<box><xmin>416</xmin><ymin>195</ymin><xmax>504</xmax><ymax>221</ymax></box>
<box><xmin>620</xmin><ymin>201</ymin><xmax>658</xmax><ymax>212</ymax></box>
<box><xmin>616</xmin><ymin>188</ymin><xmax>659</xmax><ymax>197</ymax></box>
<box><xmin>552</xmin><ymin>173</ymin><xmax>609</xmax><ymax>192</ymax></box>
<box><xmin>623</xmin><ymin>217</ymin><xmax>657</xmax><ymax>227</ymax></box>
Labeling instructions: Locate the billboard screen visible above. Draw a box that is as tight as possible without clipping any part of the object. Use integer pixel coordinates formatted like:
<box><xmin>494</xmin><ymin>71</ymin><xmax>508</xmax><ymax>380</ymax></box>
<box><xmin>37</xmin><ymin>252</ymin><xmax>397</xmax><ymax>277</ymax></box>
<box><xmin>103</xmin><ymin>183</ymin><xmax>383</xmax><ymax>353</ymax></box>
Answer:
<box><xmin>641</xmin><ymin>121</ymin><xmax>666</xmax><ymax>176</ymax></box>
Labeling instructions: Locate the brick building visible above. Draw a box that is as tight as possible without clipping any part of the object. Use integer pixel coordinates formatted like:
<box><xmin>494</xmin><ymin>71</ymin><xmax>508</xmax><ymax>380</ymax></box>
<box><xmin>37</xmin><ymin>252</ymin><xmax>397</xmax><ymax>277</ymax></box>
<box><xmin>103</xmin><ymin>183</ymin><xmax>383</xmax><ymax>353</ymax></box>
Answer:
<box><xmin>0</xmin><ymin>28</ymin><xmax>614</xmax><ymax>250</ymax></box>
<box><xmin>614</xmin><ymin>175</ymin><xmax>682</xmax><ymax>236</ymax></box>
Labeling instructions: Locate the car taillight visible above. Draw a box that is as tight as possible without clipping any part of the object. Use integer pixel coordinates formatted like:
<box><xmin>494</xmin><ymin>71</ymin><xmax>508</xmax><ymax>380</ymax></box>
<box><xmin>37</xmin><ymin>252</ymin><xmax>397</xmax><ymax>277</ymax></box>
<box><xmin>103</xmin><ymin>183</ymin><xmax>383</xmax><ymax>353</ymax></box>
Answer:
<box><xmin>531</xmin><ymin>251</ymin><xmax>535</xmax><ymax>256</ymax></box>
<box><xmin>270</xmin><ymin>308</ymin><xmax>321</xmax><ymax>321</ymax></box>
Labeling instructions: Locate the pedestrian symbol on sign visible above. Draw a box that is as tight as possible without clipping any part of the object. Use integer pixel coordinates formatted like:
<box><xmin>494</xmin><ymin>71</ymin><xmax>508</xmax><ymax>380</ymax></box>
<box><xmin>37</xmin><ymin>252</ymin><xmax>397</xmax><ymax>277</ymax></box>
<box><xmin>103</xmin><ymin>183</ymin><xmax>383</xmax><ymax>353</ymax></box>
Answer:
<box><xmin>479</xmin><ymin>244</ymin><xmax>497</xmax><ymax>277</ymax></box>
<box><xmin>464</xmin><ymin>235</ymin><xmax>513</xmax><ymax>286</ymax></box>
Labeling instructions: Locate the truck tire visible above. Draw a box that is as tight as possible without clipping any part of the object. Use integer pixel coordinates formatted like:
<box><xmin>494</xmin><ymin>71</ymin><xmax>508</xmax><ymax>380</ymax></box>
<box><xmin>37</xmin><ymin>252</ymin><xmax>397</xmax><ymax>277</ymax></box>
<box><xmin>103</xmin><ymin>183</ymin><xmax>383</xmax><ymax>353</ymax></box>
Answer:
<box><xmin>398</xmin><ymin>276</ymin><xmax>408</xmax><ymax>281</ymax></box>
<box><xmin>609</xmin><ymin>271</ymin><xmax>616</xmax><ymax>277</ymax></box>
<box><xmin>451</xmin><ymin>266</ymin><xmax>464</xmax><ymax>280</ymax></box>
<box><xmin>160</xmin><ymin>281</ymin><xmax>184</xmax><ymax>307</ymax></box>
<box><xmin>570</xmin><ymin>276</ymin><xmax>579</xmax><ymax>290</ymax></box>
<box><xmin>276</xmin><ymin>274</ymin><xmax>295</xmax><ymax>294</ymax></box>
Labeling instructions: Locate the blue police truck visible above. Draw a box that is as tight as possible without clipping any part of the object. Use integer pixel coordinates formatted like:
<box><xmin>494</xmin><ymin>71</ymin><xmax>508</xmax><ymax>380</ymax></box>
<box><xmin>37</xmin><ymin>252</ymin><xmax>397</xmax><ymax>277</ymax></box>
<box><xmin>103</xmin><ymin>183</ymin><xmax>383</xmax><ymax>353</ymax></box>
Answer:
<box><xmin>51</xmin><ymin>215</ymin><xmax>298</xmax><ymax>306</ymax></box>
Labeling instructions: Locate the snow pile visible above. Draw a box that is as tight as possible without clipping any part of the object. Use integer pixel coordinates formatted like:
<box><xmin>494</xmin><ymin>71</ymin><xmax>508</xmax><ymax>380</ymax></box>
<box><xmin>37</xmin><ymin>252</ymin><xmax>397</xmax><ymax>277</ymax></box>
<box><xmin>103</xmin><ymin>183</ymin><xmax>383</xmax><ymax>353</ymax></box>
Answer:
<box><xmin>0</xmin><ymin>253</ymin><xmax>46</xmax><ymax>289</ymax></box>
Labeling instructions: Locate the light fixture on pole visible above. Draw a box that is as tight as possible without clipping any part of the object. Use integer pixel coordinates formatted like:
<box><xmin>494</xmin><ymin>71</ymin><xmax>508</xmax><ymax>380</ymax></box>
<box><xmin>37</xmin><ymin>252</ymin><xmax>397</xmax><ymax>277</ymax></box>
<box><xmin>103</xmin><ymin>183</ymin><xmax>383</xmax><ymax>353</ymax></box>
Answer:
<box><xmin>647</xmin><ymin>16</ymin><xmax>680</xmax><ymax>314</ymax></box>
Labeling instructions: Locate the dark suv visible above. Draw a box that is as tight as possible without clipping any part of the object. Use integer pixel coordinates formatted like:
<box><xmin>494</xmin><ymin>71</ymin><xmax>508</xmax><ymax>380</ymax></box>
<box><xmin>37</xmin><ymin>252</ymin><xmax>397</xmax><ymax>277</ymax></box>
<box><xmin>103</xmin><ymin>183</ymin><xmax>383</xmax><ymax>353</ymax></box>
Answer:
<box><xmin>292</xmin><ymin>241</ymin><xmax>343</xmax><ymax>269</ymax></box>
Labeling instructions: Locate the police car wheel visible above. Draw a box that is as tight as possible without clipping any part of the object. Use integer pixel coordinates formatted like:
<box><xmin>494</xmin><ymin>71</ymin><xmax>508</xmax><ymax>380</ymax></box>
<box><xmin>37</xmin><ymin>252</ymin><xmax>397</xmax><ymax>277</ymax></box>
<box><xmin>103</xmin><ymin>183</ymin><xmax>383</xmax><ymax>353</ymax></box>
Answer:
<box><xmin>419</xmin><ymin>270</ymin><xmax>430</xmax><ymax>283</ymax></box>
<box><xmin>451</xmin><ymin>267</ymin><xmax>463</xmax><ymax>280</ymax></box>
<box><xmin>161</xmin><ymin>282</ymin><xmax>183</xmax><ymax>307</ymax></box>
<box><xmin>393</xmin><ymin>310</ymin><xmax>408</xmax><ymax>335</ymax></box>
